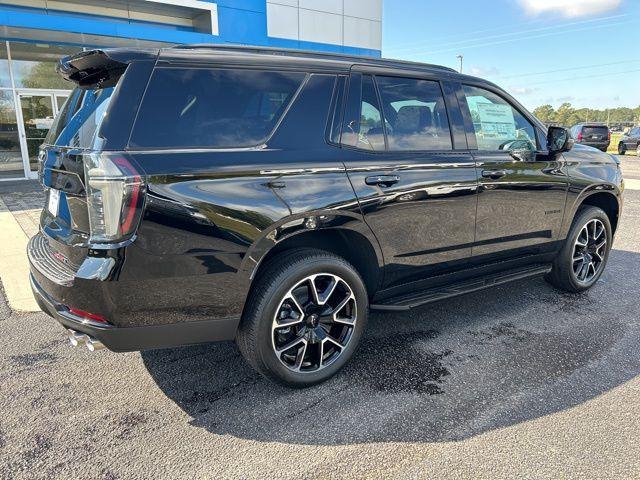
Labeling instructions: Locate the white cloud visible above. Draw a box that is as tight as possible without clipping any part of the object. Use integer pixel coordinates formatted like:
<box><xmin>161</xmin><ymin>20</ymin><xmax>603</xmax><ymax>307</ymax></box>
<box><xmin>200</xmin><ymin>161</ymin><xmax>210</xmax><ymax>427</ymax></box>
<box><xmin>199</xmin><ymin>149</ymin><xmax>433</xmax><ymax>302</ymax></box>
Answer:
<box><xmin>510</xmin><ymin>86</ymin><xmax>538</xmax><ymax>95</ymax></box>
<box><xmin>518</xmin><ymin>0</ymin><xmax>621</xmax><ymax>17</ymax></box>
<box><xmin>469</xmin><ymin>65</ymin><xmax>500</xmax><ymax>77</ymax></box>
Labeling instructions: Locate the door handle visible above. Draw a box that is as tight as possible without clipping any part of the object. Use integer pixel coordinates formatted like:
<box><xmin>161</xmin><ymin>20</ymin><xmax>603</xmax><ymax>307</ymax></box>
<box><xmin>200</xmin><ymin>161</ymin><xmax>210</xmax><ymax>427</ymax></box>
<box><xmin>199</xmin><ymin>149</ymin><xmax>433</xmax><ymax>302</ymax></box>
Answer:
<box><xmin>481</xmin><ymin>169</ymin><xmax>507</xmax><ymax>179</ymax></box>
<box><xmin>365</xmin><ymin>175</ymin><xmax>400</xmax><ymax>187</ymax></box>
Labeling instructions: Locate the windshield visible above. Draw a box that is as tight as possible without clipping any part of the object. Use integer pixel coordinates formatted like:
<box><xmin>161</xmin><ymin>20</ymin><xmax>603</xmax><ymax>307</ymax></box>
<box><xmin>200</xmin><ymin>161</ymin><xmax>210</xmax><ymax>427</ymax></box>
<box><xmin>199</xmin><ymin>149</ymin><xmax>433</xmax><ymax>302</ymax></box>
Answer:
<box><xmin>45</xmin><ymin>86</ymin><xmax>115</xmax><ymax>149</ymax></box>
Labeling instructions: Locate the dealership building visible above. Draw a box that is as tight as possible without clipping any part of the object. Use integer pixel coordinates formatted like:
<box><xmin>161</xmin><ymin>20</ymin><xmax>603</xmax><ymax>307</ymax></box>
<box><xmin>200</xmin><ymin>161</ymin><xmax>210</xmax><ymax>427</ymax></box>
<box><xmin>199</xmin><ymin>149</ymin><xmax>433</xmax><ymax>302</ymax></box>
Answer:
<box><xmin>0</xmin><ymin>0</ymin><xmax>382</xmax><ymax>180</ymax></box>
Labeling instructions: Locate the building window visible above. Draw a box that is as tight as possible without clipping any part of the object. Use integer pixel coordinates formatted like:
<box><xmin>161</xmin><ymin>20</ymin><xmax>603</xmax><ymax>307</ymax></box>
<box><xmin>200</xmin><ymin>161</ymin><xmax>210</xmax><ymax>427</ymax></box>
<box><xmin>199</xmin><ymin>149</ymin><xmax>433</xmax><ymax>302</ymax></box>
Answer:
<box><xmin>0</xmin><ymin>42</ymin><xmax>11</xmax><ymax>89</ymax></box>
<box><xmin>9</xmin><ymin>42</ymin><xmax>81</xmax><ymax>90</ymax></box>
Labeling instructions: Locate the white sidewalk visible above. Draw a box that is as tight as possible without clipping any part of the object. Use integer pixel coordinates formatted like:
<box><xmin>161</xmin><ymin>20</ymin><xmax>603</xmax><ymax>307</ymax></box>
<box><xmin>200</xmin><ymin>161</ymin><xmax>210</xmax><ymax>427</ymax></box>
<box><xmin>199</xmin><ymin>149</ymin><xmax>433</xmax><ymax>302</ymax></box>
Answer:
<box><xmin>0</xmin><ymin>193</ymin><xmax>41</xmax><ymax>312</ymax></box>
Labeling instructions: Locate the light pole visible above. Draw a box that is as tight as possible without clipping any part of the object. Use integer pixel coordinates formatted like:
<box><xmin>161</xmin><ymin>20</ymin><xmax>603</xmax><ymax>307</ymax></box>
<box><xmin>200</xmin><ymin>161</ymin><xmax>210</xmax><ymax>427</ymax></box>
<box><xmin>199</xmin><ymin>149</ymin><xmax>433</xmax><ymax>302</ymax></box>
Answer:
<box><xmin>456</xmin><ymin>54</ymin><xmax>463</xmax><ymax>73</ymax></box>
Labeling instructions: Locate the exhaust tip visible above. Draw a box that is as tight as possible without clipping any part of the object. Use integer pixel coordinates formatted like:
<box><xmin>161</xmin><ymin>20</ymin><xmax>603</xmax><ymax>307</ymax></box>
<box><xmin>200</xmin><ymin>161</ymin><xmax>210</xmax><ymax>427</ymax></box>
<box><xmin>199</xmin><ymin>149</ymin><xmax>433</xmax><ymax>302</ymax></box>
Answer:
<box><xmin>67</xmin><ymin>329</ymin><xmax>89</xmax><ymax>347</ymax></box>
<box><xmin>86</xmin><ymin>338</ymin><xmax>105</xmax><ymax>352</ymax></box>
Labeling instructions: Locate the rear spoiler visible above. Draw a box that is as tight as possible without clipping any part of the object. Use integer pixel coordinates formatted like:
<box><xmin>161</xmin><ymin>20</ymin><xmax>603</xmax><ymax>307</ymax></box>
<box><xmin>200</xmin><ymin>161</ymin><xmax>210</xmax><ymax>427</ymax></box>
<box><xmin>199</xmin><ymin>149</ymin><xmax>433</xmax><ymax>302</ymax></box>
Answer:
<box><xmin>57</xmin><ymin>49</ymin><xmax>158</xmax><ymax>89</ymax></box>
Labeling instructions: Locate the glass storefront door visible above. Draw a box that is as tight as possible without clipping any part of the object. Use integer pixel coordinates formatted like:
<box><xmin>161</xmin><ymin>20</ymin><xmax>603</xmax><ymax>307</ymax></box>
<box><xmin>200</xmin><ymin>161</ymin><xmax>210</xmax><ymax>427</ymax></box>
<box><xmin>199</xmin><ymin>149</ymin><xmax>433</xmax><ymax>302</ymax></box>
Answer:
<box><xmin>0</xmin><ymin>91</ymin><xmax>22</xmax><ymax>179</ymax></box>
<box><xmin>17</xmin><ymin>91</ymin><xmax>68</xmax><ymax>178</ymax></box>
<box><xmin>55</xmin><ymin>94</ymin><xmax>69</xmax><ymax>112</ymax></box>
<box><xmin>0</xmin><ymin>41</ymin><xmax>78</xmax><ymax>180</ymax></box>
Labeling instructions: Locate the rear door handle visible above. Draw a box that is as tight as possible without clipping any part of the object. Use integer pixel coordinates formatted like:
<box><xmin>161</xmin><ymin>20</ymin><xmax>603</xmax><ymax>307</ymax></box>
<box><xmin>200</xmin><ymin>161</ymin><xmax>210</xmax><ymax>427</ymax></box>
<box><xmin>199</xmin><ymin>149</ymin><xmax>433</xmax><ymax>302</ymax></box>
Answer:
<box><xmin>365</xmin><ymin>175</ymin><xmax>400</xmax><ymax>187</ymax></box>
<box><xmin>481</xmin><ymin>169</ymin><xmax>507</xmax><ymax>179</ymax></box>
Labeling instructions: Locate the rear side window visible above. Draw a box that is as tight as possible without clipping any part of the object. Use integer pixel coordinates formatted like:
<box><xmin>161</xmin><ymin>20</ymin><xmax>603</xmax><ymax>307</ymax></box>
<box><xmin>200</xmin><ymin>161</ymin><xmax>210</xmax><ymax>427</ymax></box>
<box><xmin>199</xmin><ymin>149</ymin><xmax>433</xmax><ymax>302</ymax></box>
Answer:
<box><xmin>376</xmin><ymin>76</ymin><xmax>452</xmax><ymax>151</ymax></box>
<box><xmin>129</xmin><ymin>68</ymin><xmax>306</xmax><ymax>149</ymax></box>
<box><xmin>342</xmin><ymin>74</ymin><xmax>385</xmax><ymax>151</ymax></box>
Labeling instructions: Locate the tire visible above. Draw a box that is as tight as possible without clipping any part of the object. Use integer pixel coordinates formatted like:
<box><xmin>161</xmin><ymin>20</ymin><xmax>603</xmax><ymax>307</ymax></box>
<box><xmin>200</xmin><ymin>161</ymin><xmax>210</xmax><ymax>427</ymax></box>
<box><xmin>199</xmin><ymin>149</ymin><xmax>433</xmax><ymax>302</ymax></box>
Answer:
<box><xmin>545</xmin><ymin>206</ymin><xmax>612</xmax><ymax>293</ymax></box>
<box><xmin>236</xmin><ymin>248</ymin><xmax>368</xmax><ymax>387</ymax></box>
<box><xmin>618</xmin><ymin>143</ymin><xmax>626</xmax><ymax>155</ymax></box>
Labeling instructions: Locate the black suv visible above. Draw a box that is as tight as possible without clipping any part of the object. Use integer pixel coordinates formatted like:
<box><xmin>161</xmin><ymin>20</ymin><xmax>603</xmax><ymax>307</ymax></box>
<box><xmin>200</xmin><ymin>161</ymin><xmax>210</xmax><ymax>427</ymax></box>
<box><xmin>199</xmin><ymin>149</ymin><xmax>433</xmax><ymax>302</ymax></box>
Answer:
<box><xmin>617</xmin><ymin>126</ymin><xmax>640</xmax><ymax>155</ymax></box>
<box><xmin>29</xmin><ymin>46</ymin><xmax>623</xmax><ymax>387</ymax></box>
<box><xmin>570</xmin><ymin>123</ymin><xmax>610</xmax><ymax>152</ymax></box>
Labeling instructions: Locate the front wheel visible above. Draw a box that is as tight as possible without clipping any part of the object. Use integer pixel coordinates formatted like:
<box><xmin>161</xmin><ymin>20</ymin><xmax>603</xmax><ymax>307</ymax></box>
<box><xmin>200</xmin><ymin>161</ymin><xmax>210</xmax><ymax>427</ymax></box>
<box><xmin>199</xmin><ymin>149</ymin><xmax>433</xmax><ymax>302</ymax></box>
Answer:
<box><xmin>618</xmin><ymin>143</ymin><xmax>626</xmax><ymax>155</ymax></box>
<box><xmin>236</xmin><ymin>248</ymin><xmax>368</xmax><ymax>387</ymax></box>
<box><xmin>545</xmin><ymin>206</ymin><xmax>612</xmax><ymax>292</ymax></box>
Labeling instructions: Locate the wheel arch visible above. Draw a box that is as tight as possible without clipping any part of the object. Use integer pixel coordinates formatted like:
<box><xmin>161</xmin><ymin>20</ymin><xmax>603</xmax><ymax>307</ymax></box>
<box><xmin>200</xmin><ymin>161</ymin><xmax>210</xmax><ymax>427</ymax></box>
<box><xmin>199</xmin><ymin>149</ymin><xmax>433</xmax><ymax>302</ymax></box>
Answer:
<box><xmin>569</xmin><ymin>189</ymin><xmax>621</xmax><ymax>236</ymax></box>
<box><xmin>244</xmin><ymin>226</ymin><xmax>384</xmax><ymax>301</ymax></box>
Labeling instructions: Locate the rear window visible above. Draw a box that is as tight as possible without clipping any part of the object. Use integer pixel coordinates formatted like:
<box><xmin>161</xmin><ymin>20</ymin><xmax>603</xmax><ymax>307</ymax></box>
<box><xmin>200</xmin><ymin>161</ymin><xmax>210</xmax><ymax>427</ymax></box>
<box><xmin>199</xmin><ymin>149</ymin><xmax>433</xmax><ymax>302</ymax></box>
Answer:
<box><xmin>46</xmin><ymin>86</ymin><xmax>116</xmax><ymax>149</ymax></box>
<box><xmin>582</xmin><ymin>126</ymin><xmax>609</xmax><ymax>136</ymax></box>
<box><xmin>377</xmin><ymin>76</ymin><xmax>452</xmax><ymax>151</ymax></box>
<box><xmin>129</xmin><ymin>68</ymin><xmax>306</xmax><ymax>149</ymax></box>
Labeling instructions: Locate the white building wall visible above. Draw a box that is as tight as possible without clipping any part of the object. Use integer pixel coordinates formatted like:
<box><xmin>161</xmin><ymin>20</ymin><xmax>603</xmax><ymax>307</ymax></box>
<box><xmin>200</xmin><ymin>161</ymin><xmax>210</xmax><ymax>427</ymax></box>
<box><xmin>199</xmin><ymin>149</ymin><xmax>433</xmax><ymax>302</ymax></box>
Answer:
<box><xmin>266</xmin><ymin>0</ymin><xmax>382</xmax><ymax>51</ymax></box>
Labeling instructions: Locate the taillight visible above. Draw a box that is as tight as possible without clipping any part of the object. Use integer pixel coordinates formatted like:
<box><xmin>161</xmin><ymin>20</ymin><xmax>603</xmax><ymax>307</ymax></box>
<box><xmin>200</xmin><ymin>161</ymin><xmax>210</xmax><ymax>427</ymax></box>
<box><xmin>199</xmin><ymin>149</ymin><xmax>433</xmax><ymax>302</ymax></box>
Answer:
<box><xmin>83</xmin><ymin>154</ymin><xmax>145</xmax><ymax>243</ymax></box>
<box><xmin>608</xmin><ymin>131</ymin><xmax>611</xmax><ymax>141</ymax></box>
<box><xmin>577</xmin><ymin>132</ymin><xmax>583</xmax><ymax>141</ymax></box>
<box><xmin>68</xmin><ymin>307</ymin><xmax>109</xmax><ymax>324</ymax></box>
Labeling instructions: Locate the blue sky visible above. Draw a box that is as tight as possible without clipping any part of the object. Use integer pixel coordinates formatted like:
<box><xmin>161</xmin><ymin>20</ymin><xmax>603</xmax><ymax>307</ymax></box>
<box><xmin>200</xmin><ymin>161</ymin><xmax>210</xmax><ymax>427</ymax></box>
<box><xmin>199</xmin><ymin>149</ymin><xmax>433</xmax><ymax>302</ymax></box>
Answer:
<box><xmin>381</xmin><ymin>0</ymin><xmax>640</xmax><ymax>110</ymax></box>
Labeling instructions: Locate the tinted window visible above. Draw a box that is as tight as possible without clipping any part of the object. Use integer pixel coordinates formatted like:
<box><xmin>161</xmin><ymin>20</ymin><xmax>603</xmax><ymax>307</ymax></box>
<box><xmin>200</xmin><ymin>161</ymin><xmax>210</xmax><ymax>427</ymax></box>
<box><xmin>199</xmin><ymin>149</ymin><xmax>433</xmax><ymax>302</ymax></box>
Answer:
<box><xmin>329</xmin><ymin>76</ymin><xmax>346</xmax><ymax>144</ymax></box>
<box><xmin>377</xmin><ymin>76</ymin><xmax>452</xmax><ymax>151</ymax></box>
<box><xmin>583</xmin><ymin>126</ymin><xmax>608</xmax><ymax>137</ymax></box>
<box><xmin>130</xmin><ymin>68</ymin><xmax>306</xmax><ymax>149</ymax></box>
<box><xmin>463</xmin><ymin>85</ymin><xmax>536</xmax><ymax>151</ymax></box>
<box><xmin>45</xmin><ymin>87</ymin><xmax>115</xmax><ymax>150</ymax></box>
<box><xmin>342</xmin><ymin>74</ymin><xmax>385</xmax><ymax>151</ymax></box>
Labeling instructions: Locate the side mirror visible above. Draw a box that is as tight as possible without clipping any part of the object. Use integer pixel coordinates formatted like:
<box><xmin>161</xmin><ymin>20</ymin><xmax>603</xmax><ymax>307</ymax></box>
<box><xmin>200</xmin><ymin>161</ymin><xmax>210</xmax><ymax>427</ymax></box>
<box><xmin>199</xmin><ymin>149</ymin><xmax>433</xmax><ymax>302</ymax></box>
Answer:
<box><xmin>547</xmin><ymin>126</ymin><xmax>573</xmax><ymax>153</ymax></box>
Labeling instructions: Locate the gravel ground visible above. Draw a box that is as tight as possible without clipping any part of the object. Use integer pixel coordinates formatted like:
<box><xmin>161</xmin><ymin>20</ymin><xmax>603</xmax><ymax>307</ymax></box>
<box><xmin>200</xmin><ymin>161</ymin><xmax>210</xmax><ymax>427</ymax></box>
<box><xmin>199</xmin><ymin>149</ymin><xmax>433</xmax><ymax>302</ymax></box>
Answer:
<box><xmin>1</xmin><ymin>156</ymin><xmax>639</xmax><ymax>479</ymax></box>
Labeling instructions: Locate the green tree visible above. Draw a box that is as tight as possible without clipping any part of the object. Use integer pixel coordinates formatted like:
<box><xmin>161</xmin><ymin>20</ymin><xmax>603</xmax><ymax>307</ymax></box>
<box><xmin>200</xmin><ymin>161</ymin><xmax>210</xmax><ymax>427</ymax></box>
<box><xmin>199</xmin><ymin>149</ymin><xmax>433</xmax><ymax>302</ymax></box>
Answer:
<box><xmin>533</xmin><ymin>104</ymin><xmax>555</xmax><ymax>123</ymax></box>
<box><xmin>532</xmin><ymin>103</ymin><xmax>640</xmax><ymax>126</ymax></box>
<box><xmin>20</xmin><ymin>61</ymin><xmax>70</xmax><ymax>90</ymax></box>
<box><xmin>554</xmin><ymin>103</ymin><xmax>575</xmax><ymax>126</ymax></box>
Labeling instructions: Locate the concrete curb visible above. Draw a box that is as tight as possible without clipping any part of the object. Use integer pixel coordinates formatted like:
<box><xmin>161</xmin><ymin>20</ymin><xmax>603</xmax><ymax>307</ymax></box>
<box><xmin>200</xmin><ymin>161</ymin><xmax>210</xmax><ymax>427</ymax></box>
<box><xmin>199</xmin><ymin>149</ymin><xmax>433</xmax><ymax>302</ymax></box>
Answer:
<box><xmin>0</xmin><ymin>197</ymin><xmax>40</xmax><ymax>312</ymax></box>
<box><xmin>625</xmin><ymin>179</ymin><xmax>640</xmax><ymax>191</ymax></box>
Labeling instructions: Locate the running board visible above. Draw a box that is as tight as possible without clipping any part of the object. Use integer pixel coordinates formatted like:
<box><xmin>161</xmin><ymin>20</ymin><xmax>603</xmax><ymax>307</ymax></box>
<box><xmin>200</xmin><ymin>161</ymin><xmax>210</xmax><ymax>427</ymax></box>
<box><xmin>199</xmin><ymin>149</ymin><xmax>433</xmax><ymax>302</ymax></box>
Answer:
<box><xmin>370</xmin><ymin>264</ymin><xmax>552</xmax><ymax>311</ymax></box>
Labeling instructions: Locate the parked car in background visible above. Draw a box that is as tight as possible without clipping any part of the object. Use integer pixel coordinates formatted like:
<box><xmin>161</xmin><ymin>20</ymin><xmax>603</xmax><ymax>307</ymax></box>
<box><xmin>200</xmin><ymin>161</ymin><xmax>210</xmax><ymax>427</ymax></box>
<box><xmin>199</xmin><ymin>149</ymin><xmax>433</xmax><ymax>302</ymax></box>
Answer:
<box><xmin>29</xmin><ymin>46</ymin><xmax>623</xmax><ymax>387</ymax></box>
<box><xmin>617</xmin><ymin>126</ymin><xmax>640</xmax><ymax>155</ymax></box>
<box><xmin>570</xmin><ymin>123</ymin><xmax>610</xmax><ymax>152</ymax></box>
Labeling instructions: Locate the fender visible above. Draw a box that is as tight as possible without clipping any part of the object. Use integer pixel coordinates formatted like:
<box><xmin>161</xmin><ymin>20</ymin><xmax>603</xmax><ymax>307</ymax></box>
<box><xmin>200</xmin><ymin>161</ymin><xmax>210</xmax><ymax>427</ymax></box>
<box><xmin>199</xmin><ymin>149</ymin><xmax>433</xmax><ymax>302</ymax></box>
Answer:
<box><xmin>560</xmin><ymin>181</ymin><xmax>623</xmax><ymax>240</ymax></box>
<box><xmin>238</xmin><ymin>208</ymin><xmax>385</xmax><ymax>288</ymax></box>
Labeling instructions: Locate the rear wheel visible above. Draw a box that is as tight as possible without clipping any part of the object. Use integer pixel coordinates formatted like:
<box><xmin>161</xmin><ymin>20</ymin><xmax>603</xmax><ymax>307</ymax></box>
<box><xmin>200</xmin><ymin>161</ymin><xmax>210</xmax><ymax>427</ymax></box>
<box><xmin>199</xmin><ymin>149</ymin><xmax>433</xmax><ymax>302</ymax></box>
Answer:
<box><xmin>545</xmin><ymin>206</ymin><xmax>612</xmax><ymax>292</ymax></box>
<box><xmin>236</xmin><ymin>248</ymin><xmax>368</xmax><ymax>387</ymax></box>
<box><xmin>618</xmin><ymin>143</ymin><xmax>626</xmax><ymax>155</ymax></box>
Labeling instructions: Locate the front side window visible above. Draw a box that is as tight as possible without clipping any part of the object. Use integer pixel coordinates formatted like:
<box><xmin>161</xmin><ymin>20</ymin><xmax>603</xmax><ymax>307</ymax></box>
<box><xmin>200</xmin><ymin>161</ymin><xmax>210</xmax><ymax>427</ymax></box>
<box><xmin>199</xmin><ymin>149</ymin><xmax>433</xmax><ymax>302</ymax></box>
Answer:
<box><xmin>129</xmin><ymin>68</ymin><xmax>306</xmax><ymax>149</ymax></box>
<box><xmin>376</xmin><ymin>76</ymin><xmax>452</xmax><ymax>151</ymax></box>
<box><xmin>463</xmin><ymin>85</ymin><xmax>536</xmax><ymax>151</ymax></box>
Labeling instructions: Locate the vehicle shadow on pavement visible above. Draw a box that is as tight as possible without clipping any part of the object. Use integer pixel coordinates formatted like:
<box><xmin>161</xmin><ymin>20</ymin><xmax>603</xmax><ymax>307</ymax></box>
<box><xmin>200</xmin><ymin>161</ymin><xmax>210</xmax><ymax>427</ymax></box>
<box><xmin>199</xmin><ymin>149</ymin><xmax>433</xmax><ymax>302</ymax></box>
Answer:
<box><xmin>142</xmin><ymin>249</ymin><xmax>640</xmax><ymax>445</ymax></box>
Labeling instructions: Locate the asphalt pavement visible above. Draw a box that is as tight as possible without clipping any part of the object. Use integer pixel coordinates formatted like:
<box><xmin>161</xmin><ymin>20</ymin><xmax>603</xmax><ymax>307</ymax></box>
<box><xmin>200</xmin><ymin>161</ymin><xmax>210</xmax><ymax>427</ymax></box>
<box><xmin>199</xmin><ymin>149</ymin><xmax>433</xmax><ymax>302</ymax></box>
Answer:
<box><xmin>1</xmin><ymin>156</ymin><xmax>639</xmax><ymax>479</ymax></box>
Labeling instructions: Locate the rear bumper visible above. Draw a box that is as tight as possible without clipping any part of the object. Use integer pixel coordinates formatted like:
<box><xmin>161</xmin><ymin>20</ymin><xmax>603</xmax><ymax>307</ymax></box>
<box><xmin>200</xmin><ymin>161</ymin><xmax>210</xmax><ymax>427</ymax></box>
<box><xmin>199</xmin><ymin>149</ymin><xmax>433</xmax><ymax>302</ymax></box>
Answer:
<box><xmin>30</xmin><ymin>273</ymin><xmax>238</xmax><ymax>352</ymax></box>
<box><xmin>579</xmin><ymin>141</ymin><xmax>610</xmax><ymax>150</ymax></box>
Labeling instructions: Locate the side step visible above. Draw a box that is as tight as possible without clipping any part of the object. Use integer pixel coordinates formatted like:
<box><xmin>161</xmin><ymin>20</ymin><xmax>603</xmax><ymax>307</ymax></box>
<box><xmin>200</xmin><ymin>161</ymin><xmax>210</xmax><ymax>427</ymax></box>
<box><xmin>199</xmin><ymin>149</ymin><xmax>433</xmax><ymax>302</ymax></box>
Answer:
<box><xmin>370</xmin><ymin>264</ymin><xmax>552</xmax><ymax>311</ymax></box>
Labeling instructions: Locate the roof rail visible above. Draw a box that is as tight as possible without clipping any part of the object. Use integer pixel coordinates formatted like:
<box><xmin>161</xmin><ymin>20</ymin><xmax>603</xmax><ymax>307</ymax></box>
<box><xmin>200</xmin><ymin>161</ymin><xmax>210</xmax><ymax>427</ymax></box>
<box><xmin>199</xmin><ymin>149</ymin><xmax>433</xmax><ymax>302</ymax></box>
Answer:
<box><xmin>169</xmin><ymin>43</ymin><xmax>458</xmax><ymax>73</ymax></box>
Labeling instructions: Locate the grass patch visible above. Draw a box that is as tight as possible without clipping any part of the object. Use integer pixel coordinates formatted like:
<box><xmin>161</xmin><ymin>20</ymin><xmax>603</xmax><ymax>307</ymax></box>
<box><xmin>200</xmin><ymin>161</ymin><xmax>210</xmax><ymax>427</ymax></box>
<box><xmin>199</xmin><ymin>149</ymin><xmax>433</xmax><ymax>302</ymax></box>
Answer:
<box><xmin>607</xmin><ymin>133</ymin><xmax>623</xmax><ymax>153</ymax></box>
